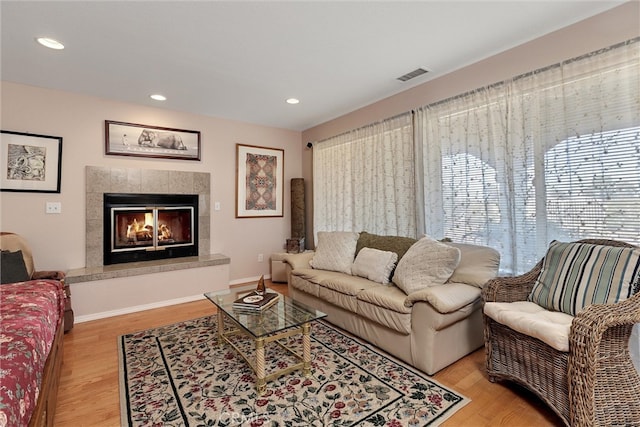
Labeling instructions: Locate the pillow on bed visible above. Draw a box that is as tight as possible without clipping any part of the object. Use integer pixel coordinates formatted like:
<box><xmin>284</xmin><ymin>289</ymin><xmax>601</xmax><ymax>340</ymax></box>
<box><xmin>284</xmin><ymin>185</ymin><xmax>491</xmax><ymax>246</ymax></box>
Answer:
<box><xmin>351</xmin><ymin>247</ymin><xmax>398</xmax><ymax>284</ymax></box>
<box><xmin>1</xmin><ymin>250</ymin><xmax>31</xmax><ymax>284</ymax></box>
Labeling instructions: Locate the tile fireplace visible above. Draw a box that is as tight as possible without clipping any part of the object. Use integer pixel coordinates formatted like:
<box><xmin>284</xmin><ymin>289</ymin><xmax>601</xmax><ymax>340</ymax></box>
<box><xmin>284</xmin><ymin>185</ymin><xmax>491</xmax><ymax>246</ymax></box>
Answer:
<box><xmin>103</xmin><ymin>193</ymin><xmax>198</xmax><ymax>265</ymax></box>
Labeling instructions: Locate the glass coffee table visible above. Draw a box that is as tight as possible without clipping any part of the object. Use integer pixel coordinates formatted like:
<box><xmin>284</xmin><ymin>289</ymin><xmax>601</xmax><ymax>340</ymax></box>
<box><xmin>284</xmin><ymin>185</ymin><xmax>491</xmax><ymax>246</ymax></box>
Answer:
<box><xmin>204</xmin><ymin>289</ymin><xmax>327</xmax><ymax>395</ymax></box>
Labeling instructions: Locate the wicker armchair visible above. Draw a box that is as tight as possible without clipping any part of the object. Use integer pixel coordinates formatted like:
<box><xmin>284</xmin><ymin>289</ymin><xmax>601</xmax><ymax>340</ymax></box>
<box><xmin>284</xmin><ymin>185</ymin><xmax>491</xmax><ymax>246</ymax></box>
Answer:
<box><xmin>482</xmin><ymin>239</ymin><xmax>640</xmax><ymax>426</ymax></box>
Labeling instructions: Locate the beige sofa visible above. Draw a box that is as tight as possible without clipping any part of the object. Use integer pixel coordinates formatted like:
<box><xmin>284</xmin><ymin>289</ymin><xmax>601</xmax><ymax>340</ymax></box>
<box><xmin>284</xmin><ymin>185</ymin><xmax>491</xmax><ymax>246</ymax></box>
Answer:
<box><xmin>284</xmin><ymin>232</ymin><xmax>500</xmax><ymax>375</ymax></box>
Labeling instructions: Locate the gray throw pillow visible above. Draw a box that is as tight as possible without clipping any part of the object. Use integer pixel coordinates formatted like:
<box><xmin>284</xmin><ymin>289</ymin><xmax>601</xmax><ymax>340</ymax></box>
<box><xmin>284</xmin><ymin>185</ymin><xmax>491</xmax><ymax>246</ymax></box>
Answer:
<box><xmin>1</xmin><ymin>250</ymin><xmax>31</xmax><ymax>284</ymax></box>
<box><xmin>355</xmin><ymin>232</ymin><xmax>417</xmax><ymax>261</ymax></box>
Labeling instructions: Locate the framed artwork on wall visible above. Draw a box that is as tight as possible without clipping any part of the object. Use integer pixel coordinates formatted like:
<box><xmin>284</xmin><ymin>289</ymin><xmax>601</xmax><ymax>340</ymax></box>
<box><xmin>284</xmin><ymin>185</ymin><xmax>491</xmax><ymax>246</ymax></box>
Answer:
<box><xmin>0</xmin><ymin>130</ymin><xmax>63</xmax><ymax>193</ymax></box>
<box><xmin>236</xmin><ymin>143</ymin><xmax>284</xmax><ymax>218</ymax></box>
<box><xmin>105</xmin><ymin>120</ymin><xmax>201</xmax><ymax>161</ymax></box>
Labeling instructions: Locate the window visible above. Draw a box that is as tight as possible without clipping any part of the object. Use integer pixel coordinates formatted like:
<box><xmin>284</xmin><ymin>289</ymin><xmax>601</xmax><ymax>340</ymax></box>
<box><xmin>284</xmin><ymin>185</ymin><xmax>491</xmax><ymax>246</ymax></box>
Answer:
<box><xmin>418</xmin><ymin>39</ymin><xmax>639</xmax><ymax>274</ymax></box>
<box><xmin>313</xmin><ymin>113</ymin><xmax>416</xmax><ymax>239</ymax></box>
<box><xmin>545</xmin><ymin>126</ymin><xmax>640</xmax><ymax>244</ymax></box>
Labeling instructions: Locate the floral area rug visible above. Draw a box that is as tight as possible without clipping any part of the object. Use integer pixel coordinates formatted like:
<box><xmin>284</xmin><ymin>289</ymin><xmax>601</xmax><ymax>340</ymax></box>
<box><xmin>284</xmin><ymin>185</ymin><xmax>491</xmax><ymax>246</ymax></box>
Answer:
<box><xmin>118</xmin><ymin>316</ymin><xmax>469</xmax><ymax>426</ymax></box>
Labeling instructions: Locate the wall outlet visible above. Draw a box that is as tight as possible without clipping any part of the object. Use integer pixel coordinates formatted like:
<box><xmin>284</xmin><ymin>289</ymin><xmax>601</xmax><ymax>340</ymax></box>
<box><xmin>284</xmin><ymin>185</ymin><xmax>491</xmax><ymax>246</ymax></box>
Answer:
<box><xmin>258</xmin><ymin>253</ymin><xmax>264</xmax><ymax>262</ymax></box>
<box><xmin>46</xmin><ymin>202</ymin><xmax>62</xmax><ymax>214</ymax></box>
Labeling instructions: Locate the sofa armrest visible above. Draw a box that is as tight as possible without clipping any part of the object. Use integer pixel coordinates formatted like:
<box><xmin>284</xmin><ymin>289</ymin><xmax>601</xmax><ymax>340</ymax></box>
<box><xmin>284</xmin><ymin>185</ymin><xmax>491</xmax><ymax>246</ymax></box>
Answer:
<box><xmin>568</xmin><ymin>292</ymin><xmax>640</xmax><ymax>424</ymax></box>
<box><xmin>405</xmin><ymin>283</ymin><xmax>481</xmax><ymax>314</ymax></box>
<box><xmin>481</xmin><ymin>260</ymin><xmax>542</xmax><ymax>303</ymax></box>
<box><xmin>283</xmin><ymin>252</ymin><xmax>315</xmax><ymax>271</ymax></box>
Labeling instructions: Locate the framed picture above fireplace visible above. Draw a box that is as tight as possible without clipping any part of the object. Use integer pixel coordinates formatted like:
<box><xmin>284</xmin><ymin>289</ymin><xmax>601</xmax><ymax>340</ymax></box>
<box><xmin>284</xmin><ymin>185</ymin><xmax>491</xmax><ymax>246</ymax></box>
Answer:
<box><xmin>236</xmin><ymin>144</ymin><xmax>284</xmax><ymax>218</ymax></box>
<box><xmin>105</xmin><ymin>120</ymin><xmax>201</xmax><ymax>161</ymax></box>
<box><xmin>0</xmin><ymin>130</ymin><xmax>63</xmax><ymax>193</ymax></box>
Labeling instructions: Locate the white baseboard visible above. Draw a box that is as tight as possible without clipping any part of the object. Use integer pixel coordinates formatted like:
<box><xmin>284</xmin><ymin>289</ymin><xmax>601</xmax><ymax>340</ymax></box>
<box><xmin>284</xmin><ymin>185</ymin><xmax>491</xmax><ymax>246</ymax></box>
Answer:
<box><xmin>74</xmin><ymin>290</ymin><xmax>230</xmax><ymax>323</ymax></box>
<box><xmin>229</xmin><ymin>274</ymin><xmax>271</xmax><ymax>286</ymax></box>
<box><xmin>74</xmin><ymin>275</ymin><xmax>272</xmax><ymax>323</ymax></box>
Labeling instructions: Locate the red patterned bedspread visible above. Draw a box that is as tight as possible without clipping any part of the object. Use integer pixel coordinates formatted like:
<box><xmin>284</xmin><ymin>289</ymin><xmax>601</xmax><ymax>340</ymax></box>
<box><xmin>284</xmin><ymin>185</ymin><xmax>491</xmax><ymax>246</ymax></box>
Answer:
<box><xmin>0</xmin><ymin>280</ymin><xmax>65</xmax><ymax>427</ymax></box>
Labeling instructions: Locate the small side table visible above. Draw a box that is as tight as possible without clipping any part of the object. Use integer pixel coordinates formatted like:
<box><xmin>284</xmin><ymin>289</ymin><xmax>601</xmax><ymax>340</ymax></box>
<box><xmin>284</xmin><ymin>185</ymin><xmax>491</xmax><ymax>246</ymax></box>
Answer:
<box><xmin>270</xmin><ymin>253</ymin><xmax>288</xmax><ymax>283</ymax></box>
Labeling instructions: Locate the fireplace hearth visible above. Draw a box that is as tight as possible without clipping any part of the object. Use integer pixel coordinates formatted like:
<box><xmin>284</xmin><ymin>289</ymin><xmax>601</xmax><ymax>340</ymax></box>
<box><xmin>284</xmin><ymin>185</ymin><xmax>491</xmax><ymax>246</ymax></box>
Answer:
<box><xmin>104</xmin><ymin>193</ymin><xmax>198</xmax><ymax>265</ymax></box>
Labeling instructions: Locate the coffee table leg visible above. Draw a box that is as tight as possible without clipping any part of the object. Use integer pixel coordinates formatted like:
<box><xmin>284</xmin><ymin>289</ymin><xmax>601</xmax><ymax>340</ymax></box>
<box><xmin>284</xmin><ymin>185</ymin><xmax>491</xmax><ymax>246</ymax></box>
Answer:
<box><xmin>256</xmin><ymin>337</ymin><xmax>266</xmax><ymax>395</ymax></box>
<box><xmin>302</xmin><ymin>323</ymin><xmax>311</xmax><ymax>377</ymax></box>
<box><xmin>217</xmin><ymin>309</ymin><xmax>224</xmax><ymax>347</ymax></box>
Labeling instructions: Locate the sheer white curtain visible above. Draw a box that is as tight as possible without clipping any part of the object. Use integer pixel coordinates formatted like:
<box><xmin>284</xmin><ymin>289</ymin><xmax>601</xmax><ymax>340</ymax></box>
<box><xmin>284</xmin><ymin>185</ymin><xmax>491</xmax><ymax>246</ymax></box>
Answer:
<box><xmin>313</xmin><ymin>113</ymin><xmax>417</xmax><ymax>239</ymax></box>
<box><xmin>416</xmin><ymin>39</ymin><xmax>640</xmax><ymax>274</ymax></box>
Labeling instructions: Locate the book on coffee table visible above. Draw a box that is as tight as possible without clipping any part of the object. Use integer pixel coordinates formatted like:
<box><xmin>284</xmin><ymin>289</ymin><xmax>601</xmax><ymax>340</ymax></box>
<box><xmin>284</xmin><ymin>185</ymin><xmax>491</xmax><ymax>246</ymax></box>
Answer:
<box><xmin>232</xmin><ymin>291</ymin><xmax>279</xmax><ymax>311</ymax></box>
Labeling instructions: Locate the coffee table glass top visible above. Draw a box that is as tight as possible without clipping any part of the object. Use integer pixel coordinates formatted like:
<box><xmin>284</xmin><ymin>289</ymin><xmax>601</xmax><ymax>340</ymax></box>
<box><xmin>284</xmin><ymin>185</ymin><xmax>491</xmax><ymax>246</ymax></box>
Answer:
<box><xmin>204</xmin><ymin>289</ymin><xmax>327</xmax><ymax>338</ymax></box>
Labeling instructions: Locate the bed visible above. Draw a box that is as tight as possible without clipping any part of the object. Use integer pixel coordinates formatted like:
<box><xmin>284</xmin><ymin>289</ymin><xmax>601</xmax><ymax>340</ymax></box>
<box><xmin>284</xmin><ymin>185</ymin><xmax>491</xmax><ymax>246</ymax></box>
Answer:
<box><xmin>0</xmin><ymin>280</ymin><xmax>65</xmax><ymax>427</ymax></box>
<box><xmin>1</xmin><ymin>232</ymin><xmax>68</xmax><ymax>427</ymax></box>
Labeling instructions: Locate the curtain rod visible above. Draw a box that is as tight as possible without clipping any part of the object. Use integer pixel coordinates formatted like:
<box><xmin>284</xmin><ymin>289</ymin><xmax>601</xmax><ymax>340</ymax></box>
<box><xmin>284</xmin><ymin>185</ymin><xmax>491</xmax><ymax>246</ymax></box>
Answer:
<box><xmin>316</xmin><ymin>110</ymin><xmax>414</xmax><ymax>144</ymax></box>
<box><xmin>424</xmin><ymin>37</ymin><xmax>639</xmax><ymax>110</ymax></box>
<box><xmin>316</xmin><ymin>37</ymin><xmax>637</xmax><ymax>144</ymax></box>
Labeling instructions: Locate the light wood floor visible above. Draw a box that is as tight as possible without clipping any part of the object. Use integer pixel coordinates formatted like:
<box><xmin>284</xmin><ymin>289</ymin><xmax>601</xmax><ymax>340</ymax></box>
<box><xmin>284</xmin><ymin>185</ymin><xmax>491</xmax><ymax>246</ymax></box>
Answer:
<box><xmin>54</xmin><ymin>282</ymin><xmax>563</xmax><ymax>426</ymax></box>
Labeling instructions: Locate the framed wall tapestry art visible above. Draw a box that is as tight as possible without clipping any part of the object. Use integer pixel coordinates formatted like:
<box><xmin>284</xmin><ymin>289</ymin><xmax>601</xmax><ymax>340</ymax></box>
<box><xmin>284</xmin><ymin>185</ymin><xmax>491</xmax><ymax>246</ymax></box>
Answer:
<box><xmin>0</xmin><ymin>130</ymin><xmax>63</xmax><ymax>193</ymax></box>
<box><xmin>105</xmin><ymin>120</ymin><xmax>201</xmax><ymax>161</ymax></box>
<box><xmin>236</xmin><ymin>143</ymin><xmax>284</xmax><ymax>218</ymax></box>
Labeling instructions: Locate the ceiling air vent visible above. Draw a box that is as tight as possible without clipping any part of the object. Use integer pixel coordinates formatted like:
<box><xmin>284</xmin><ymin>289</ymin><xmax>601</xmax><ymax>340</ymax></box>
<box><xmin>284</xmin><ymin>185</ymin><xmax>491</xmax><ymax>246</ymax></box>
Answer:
<box><xmin>397</xmin><ymin>67</ymin><xmax>429</xmax><ymax>82</ymax></box>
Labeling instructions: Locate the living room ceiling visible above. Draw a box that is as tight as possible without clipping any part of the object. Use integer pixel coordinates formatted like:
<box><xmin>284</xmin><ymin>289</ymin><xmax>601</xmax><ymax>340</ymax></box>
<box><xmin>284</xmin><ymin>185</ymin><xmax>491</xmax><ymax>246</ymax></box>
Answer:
<box><xmin>0</xmin><ymin>1</ymin><xmax>626</xmax><ymax>131</ymax></box>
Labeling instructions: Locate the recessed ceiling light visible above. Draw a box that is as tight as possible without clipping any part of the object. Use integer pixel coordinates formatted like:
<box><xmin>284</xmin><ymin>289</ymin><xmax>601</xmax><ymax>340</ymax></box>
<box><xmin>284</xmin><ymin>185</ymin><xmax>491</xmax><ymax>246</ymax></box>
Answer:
<box><xmin>150</xmin><ymin>94</ymin><xmax>167</xmax><ymax>101</ymax></box>
<box><xmin>286</xmin><ymin>98</ymin><xmax>300</xmax><ymax>105</ymax></box>
<box><xmin>36</xmin><ymin>37</ymin><xmax>64</xmax><ymax>50</ymax></box>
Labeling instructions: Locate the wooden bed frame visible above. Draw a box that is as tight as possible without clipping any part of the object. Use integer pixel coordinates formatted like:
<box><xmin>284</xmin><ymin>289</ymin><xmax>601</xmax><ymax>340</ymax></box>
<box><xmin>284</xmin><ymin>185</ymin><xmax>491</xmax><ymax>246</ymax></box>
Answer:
<box><xmin>28</xmin><ymin>318</ymin><xmax>64</xmax><ymax>427</ymax></box>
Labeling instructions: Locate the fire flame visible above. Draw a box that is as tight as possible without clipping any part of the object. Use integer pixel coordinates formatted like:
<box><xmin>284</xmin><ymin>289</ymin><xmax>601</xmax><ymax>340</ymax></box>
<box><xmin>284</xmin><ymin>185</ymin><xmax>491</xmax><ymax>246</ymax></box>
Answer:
<box><xmin>125</xmin><ymin>214</ymin><xmax>172</xmax><ymax>241</ymax></box>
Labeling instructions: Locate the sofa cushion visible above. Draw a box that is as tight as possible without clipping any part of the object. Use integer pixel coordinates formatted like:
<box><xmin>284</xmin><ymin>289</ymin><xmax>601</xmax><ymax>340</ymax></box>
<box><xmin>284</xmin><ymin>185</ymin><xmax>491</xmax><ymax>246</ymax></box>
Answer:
<box><xmin>484</xmin><ymin>301</ymin><xmax>574</xmax><ymax>352</ymax></box>
<box><xmin>1</xmin><ymin>250</ymin><xmax>31</xmax><ymax>284</ymax></box>
<box><xmin>357</xmin><ymin>285</ymin><xmax>412</xmax><ymax>314</ymax></box>
<box><xmin>317</xmin><ymin>274</ymin><xmax>382</xmax><ymax>312</ymax></box>
<box><xmin>356</xmin><ymin>286</ymin><xmax>412</xmax><ymax>334</ymax></box>
<box><xmin>393</xmin><ymin>237</ymin><xmax>461</xmax><ymax>295</ymax></box>
<box><xmin>292</xmin><ymin>268</ymin><xmax>348</xmax><ymax>285</ymax></box>
<box><xmin>293</xmin><ymin>270</ymin><xmax>381</xmax><ymax>312</ymax></box>
<box><xmin>445</xmin><ymin>243</ymin><xmax>501</xmax><ymax>288</ymax></box>
<box><xmin>319</xmin><ymin>274</ymin><xmax>382</xmax><ymax>296</ymax></box>
<box><xmin>528</xmin><ymin>241</ymin><xmax>640</xmax><ymax>315</ymax></box>
<box><xmin>351</xmin><ymin>247</ymin><xmax>398</xmax><ymax>284</ymax></box>
<box><xmin>310</xmin><ymin>231</ymin><xmax>359</xmax><ymax>274</ymax></box>
<box><xmin>404</xmin><ymin>283</ymin><xmax>481</xmax><ymax>314</ymax></box>
<box><xmin>290</xmin><ymin>273</ymin><xmax>322</xmax><ymax>297</ymax></box>
<box><xmin>355</xmin><ymin>232</ymin><xmax>417</xmax><ymax>262</ymax></box>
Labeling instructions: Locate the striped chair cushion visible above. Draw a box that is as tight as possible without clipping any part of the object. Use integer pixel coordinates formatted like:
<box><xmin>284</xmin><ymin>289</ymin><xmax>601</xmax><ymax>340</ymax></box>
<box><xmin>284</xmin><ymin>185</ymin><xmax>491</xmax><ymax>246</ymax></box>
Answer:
<box><xmin>528</xmin><ymin>240</ymin><xmax>640</xmax><ymax>316</ymax></box>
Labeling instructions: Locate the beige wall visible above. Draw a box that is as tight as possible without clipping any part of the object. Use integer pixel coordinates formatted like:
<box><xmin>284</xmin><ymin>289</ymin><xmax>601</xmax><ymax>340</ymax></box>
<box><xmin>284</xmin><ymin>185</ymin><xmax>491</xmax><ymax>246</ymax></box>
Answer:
<box><xmin>301</xmin><ymin>2</ymin><xmax>640</xmax><ymax>247</ymax></box>
<box><xmin>1</xmin><ymin>3</ymin><xmax>638</xmax><ymax>317</ymax></box>
<box><xmin>0</xmin><ymin>82</ymin><xmax>302</xmax><ymax>283</ymax></box>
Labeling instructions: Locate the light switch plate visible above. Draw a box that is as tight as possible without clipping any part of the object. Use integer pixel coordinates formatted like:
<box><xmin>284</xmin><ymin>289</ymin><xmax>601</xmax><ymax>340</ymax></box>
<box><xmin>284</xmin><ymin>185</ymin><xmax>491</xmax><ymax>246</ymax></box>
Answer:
<box><xmin>46</xmin><ymin>202</ymin><xmax>62</xmax><ymax>214</ymax></box>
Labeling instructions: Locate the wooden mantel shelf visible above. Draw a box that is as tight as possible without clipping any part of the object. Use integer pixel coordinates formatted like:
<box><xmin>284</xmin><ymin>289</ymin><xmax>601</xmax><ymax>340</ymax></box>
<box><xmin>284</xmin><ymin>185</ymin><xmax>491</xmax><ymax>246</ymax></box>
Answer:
<box><xmin>66</xmin><ymin>253</ymin><xmax>230</xmax><ymax>284</ymax></box>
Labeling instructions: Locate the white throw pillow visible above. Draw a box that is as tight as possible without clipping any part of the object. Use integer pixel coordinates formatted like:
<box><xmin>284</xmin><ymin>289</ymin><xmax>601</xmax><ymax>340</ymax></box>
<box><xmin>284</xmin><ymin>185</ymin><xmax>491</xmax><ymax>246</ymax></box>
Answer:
<box><xmin>445</xmin><ymin>242</ymin><xmax>501</xmax><ymax>288</ymax></box>
<box><xmin>393</xmin><ymin>236</ymin><xmax>461</xmax><ymax>295</ymax></box>
<box><xmin>310</xmin><ymin>231</ymin><xmax>359</xmax><ymax>274</ymax></box>
<box><xmin>351</xmin><ymin>247</ymin><xmax>398</xmax><ymax>284</ymax></box>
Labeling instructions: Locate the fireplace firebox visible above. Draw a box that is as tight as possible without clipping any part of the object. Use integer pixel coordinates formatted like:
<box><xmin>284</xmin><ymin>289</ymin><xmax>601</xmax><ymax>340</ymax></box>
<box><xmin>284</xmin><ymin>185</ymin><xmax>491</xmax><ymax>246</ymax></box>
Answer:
<box><xmin>104</xmin><ymin>193</ymin><xmax>198</xmax><ymax>265</ymax></box>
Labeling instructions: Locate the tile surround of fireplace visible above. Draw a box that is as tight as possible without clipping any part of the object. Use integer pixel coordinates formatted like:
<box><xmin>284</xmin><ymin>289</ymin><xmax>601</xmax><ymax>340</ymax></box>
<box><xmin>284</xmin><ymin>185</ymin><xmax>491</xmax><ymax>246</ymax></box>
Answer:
<box><xmin>85</xmin><ymin>166</ymin><xmax>211</xmax><ymax>268</ymax></box>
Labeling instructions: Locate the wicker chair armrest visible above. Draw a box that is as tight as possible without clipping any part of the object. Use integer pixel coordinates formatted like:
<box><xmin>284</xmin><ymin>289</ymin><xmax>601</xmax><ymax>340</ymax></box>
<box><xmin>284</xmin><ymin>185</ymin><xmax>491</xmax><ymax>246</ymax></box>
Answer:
<box><xmin>570</xmin><ymin>291</ymin><xmax>640</xmax><ymax>351</ymax></box>
<box><xmin>568</xmin><ymin>292</ymin><xmax>640</xmax><ymax>425</ymax></box>
<box><xmin>570</xmin><ymin>290</ymin><xmax>640</xmax><ymax>347</ymax></box>
<box><xmin>481</xmin><ymin>261</ymin><xmax>542</xmax><ymax>303</ymax></box>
